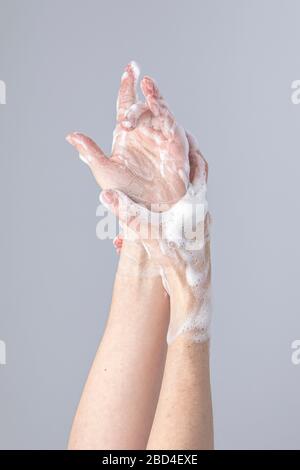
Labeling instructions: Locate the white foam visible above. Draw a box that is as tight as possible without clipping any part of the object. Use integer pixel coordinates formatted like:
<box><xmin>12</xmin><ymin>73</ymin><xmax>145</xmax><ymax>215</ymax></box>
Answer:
<box><xmin>115</xmin><ymin>170</ymin><xmax>211</xmax><ymax>344</ymax></box>
<box><xmin>108</xmin><ymin>62</ymin><xmax>211</xmax><ymax>344</ymax></box>
<box><xmin>79</xmin><ymin>153</ymin><xmax>89</xmax><ymax>165</ymax></box>
<box><xmin>129</xmin><ymin>60</ymin><xmax>140</xmax><ymax>81</ymax></box>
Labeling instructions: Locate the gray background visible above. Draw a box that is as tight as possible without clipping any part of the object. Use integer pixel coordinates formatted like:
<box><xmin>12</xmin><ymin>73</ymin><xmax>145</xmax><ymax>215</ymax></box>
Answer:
<box><xmin>0</xmin><ymin>0</ymin><xmax>299</xmax><ymax>450</ymax></box>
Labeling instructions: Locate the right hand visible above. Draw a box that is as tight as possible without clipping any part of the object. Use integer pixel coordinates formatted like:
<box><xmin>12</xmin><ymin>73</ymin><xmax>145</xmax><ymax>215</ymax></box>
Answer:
<box><xmin>66</xmin><ymin>61</ymin><xmax>191</xmax><ymax>210</ymax></box>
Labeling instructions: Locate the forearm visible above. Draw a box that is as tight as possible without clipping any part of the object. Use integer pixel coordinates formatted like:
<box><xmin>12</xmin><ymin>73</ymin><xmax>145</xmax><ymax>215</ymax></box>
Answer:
<box><xmin>68</xmin><ymin>241</ymin><xmax>169</xmax><ymax>450</ymax></box>
<box><xmin>147</xmin><ymin>336</ymin><xmax>213</xmax><ymax>450</ymax></box>
<box><xmin>67</xmin><ymin>59</ymin><xmax>213</xmax><ymax>451</ymax></box>
<box><xmin>147</xmin><ymin>269</ymin><xmax>213</xmax><ymax>450</ymax></box>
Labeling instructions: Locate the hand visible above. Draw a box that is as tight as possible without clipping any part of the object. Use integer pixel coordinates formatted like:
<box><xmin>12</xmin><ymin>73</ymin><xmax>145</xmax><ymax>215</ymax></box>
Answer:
<box><xmin>100</xmin><ymin>133</ymin><xmax>211</xmax><ymax>344</ymax></box>
<box><xmin>66</xmin><ymin>61</ymin><xmax>211</xmax><ymax>344</ymax></box>
<box><xmin>66</xmin><ymin>61</ymin><xmax>190</xmax><ymax>209</ymax></box>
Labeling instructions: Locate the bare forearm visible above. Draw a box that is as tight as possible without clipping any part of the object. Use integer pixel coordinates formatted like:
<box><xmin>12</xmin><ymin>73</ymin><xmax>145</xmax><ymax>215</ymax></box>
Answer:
<box><xmin>68</xmin><ymin>241</ymin><xmax>169</xmax><ymax>450</ymax></box>
<box><xmin>147</xmin><ymin>264</ymin><xmax>213</xmax><ymax>450</ymax></box>
<box><xmin>147</xmin><ymin>337</ymin><xmax>213</xmax><ymax>450</ymax></box>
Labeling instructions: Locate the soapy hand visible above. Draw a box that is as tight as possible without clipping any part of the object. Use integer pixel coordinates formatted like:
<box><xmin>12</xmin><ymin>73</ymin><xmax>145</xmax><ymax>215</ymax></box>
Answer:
<box><xmin>66</xmin><ymin>61</ymin><xmax>189</xmax><ymax>209</ymax></box>
<box><xmin>66</xmin><ymin>61</ymin><xmax>211</xmax><ymax>344</ymax></box>
<box><xmin>101</xmin><ymin>132</ymin><xmax>211</xmax><ymax>344</ymax></box>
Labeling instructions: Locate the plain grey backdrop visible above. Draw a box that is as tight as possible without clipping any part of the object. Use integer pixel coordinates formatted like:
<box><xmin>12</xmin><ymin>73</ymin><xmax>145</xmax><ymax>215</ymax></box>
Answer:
<box><xmin>1</xmin><ymin>0</ymin><xmax>299</xmax><ymax>450</ymax></box>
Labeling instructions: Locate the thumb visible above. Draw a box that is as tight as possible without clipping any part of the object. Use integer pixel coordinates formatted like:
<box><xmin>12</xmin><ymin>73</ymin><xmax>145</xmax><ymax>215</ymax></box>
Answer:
<box><xmin>66</xmin><ymin>131</ymin><xmax>111</xmax><ymax>171</ymax></box>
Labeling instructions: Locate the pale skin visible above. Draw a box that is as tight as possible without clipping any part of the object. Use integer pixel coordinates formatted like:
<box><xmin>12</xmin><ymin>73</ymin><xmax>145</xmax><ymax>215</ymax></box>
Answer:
<box><xmin>68</xmin><ymin>243</ymin><xmax>170</xmax><ymax>449</ymax></box>
<box><xmin>67</xmin><ymin>61</ymin><xmax>213</xmax><ymax>450</ymax></box>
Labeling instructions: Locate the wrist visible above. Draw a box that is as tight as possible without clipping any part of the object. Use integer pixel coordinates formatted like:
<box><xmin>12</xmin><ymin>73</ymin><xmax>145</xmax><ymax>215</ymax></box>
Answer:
<box><xmin>117</xmin><ymin>239</ymin><xmax>157</xmax><ymax>278</ymax></box>
<box><xmin>164</xmin><ymin>264</ymin><xmax>211</xmax><ymax>344</ymax></box>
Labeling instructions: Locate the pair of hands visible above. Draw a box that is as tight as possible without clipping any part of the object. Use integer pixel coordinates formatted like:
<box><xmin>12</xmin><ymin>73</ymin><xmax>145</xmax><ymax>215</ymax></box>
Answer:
<box><xmin>67</xmin><ymin>61</ymin><xmax>211</xmax><ymax>343</ymax></box>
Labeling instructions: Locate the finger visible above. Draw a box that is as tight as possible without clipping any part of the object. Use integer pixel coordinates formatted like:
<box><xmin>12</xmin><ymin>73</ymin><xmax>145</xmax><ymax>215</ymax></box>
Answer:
<box><xmin>113</xmin><ymin>234</ymin><xmax>123</xmax><ymax>254</ymax></box>
<box><xmin>113</xmin><ymin>234</ymin><xmax>123</xmax><ymax>247</ymax></box>
<box><xmin>116</xmin><ymin>61</ymin><xmax>140</xmax><ymax>122</ymax></box>
<box><xmin>141</xmin><ymin>76</ymin><xmax>176</xmax><ymax>138</ymax></box>
<box><xmin>140</xmin><ymin>76</ymin><xmax>160</xmax><ymax>116</ymax></box>
<box><xmin>66</xmin><ymin>132</ymin><xmax>109</xmax><ymax>167</ymax></box>
<box><xmin>186</xmin><ymin>131</ymin><xmax>208</xmax><ymax>185</ymax></box>
<box><xmin>100</xmin><ymin>189</ymin><xmax>151</xmax><ymax>239</ymax></box>
<box><xmin>123</xmin><ymin>101</ymin><xmax>149</xmax><ymax>128</ymax></box>
<box><xmin>66</xmin><ymin>132</ymin><xmax>116</xmax><ymax>189</ymax></box>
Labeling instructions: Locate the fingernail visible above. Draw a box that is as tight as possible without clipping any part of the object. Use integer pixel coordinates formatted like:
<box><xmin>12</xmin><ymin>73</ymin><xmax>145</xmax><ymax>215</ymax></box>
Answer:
<box><xmin>66</xmin><ymin>132</ymin><xmax>83</xmax><ymax>144</ymax></box>
<box><xmin>129</xmin><ymin>60</ymin><xmax>140</xmax><ymax>80</ymax></box>
<box><xmin>143</xmin><ymin>76</ymin><xmax>154</xmax><ymax>94</ymax></box>
<box><xmin>100</xmin><ymin>190</ymin><xmax>116</xmax><ymax>206</ymax></box>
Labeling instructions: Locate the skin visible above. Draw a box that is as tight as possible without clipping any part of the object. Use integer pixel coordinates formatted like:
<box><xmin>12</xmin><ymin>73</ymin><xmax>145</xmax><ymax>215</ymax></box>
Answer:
<box><xmin>101</xmin><ymin>136</ymin><xmax>211</xmax><ymax>343</ymax></box>
<box><xmin>147</xmin><ymin>262</ymin><xmax>213</xmax><ymax>450</ymax></box>
<box><xmin>66</xmin><ymin>61</ymin><xmax>189</xmax><ymax>209</ymax></box>
<box><xmin>67</xmin><ymin>61</ymin><xmax>213</xmax><ymax>450</ymax></box>
<box><xmin>68</xmin><ymin>243</ymin><xmax>170</xmax><ymax>449</ymax></box>
<box><xmin>147</xmin><ymin>340</ymin><xmax>213</xmax><ymax>450</ymax></box>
